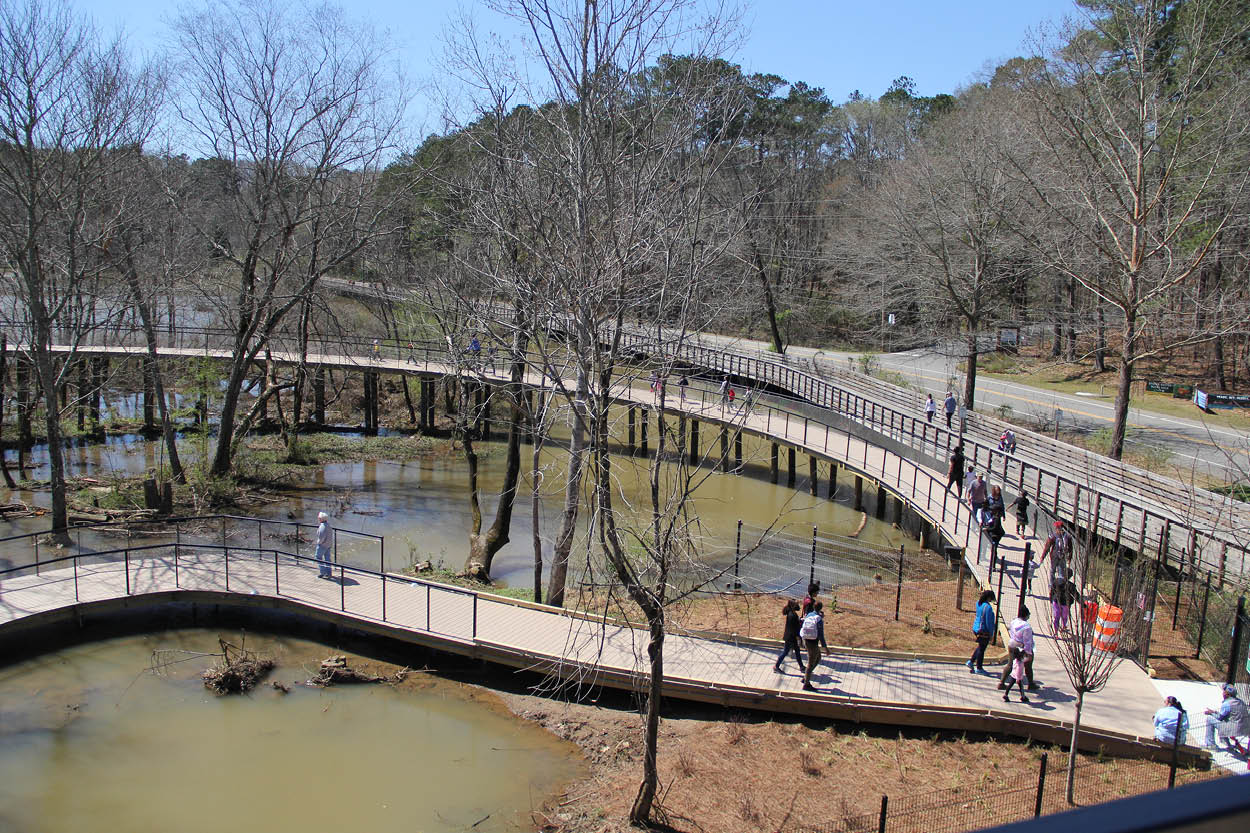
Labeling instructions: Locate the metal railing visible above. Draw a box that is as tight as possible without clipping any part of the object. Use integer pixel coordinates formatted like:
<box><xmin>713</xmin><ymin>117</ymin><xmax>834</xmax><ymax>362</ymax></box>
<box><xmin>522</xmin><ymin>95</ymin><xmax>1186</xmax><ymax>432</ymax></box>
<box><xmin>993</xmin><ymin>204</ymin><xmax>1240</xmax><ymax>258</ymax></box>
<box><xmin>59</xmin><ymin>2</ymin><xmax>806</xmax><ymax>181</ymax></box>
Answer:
<box><xmin>5</xmin><ymin>316</ymin><xmax>1246</xmax><ymax>583</ymax></box>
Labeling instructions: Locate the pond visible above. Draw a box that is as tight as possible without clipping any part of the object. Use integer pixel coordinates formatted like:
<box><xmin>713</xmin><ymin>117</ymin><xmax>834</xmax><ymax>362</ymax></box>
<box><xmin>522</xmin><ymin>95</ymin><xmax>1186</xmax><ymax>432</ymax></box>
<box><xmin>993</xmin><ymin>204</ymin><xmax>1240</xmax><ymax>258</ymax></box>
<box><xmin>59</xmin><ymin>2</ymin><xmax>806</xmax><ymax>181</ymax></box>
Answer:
<box><xmin>0</xmin><ymin>630</ymin><xmax>585</xmax><ymax>833</ymax></box>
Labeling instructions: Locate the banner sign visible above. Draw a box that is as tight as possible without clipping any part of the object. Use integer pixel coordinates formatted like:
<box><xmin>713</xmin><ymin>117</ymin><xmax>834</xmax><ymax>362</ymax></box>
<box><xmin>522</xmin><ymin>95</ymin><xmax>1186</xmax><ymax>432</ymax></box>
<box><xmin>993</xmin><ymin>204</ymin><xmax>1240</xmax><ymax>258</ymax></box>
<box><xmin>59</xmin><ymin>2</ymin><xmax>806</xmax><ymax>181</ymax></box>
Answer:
<box><xmin>1193</xmin><ymin>388</ymin><xmax>1209</xmax><ymax>410</ymax></box>
<box><xmin>1145</xmin><ymin>380</ymin><xmax>1175</xmax><ymax>394</ymax></box>
<box><xmin>1174</xmin><ymin>384</ymin><xmax>1194</xmax><ymax>400</ymax></box>
<box><xmin>1206</xmin><ymin>393</ymin><xmax>1250</xmax><ymax>409</ymax></box>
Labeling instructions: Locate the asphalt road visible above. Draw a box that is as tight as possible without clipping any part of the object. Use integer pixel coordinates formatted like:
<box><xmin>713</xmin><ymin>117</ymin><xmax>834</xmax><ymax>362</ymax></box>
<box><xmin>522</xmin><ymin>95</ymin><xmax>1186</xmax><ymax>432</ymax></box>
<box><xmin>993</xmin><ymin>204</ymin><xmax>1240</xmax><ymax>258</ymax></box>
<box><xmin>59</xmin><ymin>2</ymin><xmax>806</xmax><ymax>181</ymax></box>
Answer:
<box><xmin>678</xmin><ymin>331</ymin><xmax>1249</xmax><ymax>484</ymax></box>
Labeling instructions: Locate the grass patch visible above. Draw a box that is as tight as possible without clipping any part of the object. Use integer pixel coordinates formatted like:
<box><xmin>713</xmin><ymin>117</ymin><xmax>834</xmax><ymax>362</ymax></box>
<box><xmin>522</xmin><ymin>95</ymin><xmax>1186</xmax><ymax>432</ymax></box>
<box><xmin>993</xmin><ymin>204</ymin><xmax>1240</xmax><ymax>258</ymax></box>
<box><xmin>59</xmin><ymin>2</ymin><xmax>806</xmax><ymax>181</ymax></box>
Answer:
<box><xmin>401</xmin><ymin>565</ymin><xmax>536</xmax><ymax>602</ymax></box>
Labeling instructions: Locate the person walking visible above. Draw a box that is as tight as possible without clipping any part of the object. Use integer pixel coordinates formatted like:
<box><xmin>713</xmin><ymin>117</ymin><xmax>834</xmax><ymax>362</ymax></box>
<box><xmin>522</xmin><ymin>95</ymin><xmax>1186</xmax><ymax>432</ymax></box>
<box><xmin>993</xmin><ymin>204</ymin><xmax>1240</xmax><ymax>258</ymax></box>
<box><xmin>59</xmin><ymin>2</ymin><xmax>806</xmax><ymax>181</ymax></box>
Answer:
<box><xmin>1050</xmin><ymin>567</ymin><xmax>1077</xmax><ymax>631</ymax></box>
<box><xmin>943</xmin><ymin>392</ymin><xmax>957</xmax><ymax>429</ymax></box>
<box><xmin>967</xmin><ymin>590</ymin><xmax>996</xmax><ymax>674</ymax></box>
<box><xmin>1153</xmin><ymin>696</ymin><xmax>1189</xmax><ymax>746</ymax></box>
<box><xmin>998</xmin><ymin>607</ymin><xmax>1037</xmax><ymax>694</ymax></box>
<box><xmin>1009</xmin><ymin>491</ymin><xmax>1031</xmax><ymax>536</ymax></box>
<box><xmin>801</xmin><ymin>581</ymin><xmax>821</xmax><ymax>616</ymax></box>
<box><xmin>800</xmin><ymin>601</ymin><xmax>828</xmax><ymax>691</ymax></box>
<box><xmin>968</xmin><ymin>472</ymin><xmax>988</xmax><ymax>520</ymax></box>
<box><xmin>727</xmin><ymin>385</ymin><xmax>736</xmax><ymax>407</ymax></box>
<box><xmin>984</xmin><ymin>487</ymin><xmax>1006</xmax><ymax>571</ymax></box>
<box><xmin>315</xmin><ymin>511</ymin><xmax>333</xmax><ymax>579</ymax></box>
<box><xmin>1039</xmin><ymin>521</ymin><xmax>1074</xmax><ymax>584</ymax></box>
<box><xmin>718</xmin><ymin>377</ymin><xmax>729</xmax><ymax>406</ymax></box>
<box><xmin>924</xmin><ymin>394</ymin><xmax>936</xmax><ymax>423</ymax></box>
<box><xmin>946</xmin><ymin>444</ymin><xmax>965</xmax><ymax>496</ymax></box>
<box><xmin>773</xmin><ymin>599</ymin><xmax>807</xmax><ymax>675</ymax></box>
<box><xmin>406</xmin><ymin>341</ymin><xmax>417</xmax><ymax>364</ymax></box>
<box><xmin>678</xmin><ymin>375</ymin><xmax>689</xmax><ymax>402</ymax></box>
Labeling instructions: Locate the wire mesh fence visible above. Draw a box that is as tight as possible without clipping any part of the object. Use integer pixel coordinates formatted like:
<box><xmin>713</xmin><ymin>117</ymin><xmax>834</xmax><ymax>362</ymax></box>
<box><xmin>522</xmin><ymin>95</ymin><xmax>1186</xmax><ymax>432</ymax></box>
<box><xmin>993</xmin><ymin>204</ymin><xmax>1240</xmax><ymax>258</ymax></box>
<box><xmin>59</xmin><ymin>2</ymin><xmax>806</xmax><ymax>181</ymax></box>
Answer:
<box><xmin>790</xmin><ymin>753</ymin><xmax>1231</xmax><ymax>833</ymax></box>
<box><xmin>683</xmin><ymin>521</ymin><xmax>965</xmax><ymax>636</ymax></box>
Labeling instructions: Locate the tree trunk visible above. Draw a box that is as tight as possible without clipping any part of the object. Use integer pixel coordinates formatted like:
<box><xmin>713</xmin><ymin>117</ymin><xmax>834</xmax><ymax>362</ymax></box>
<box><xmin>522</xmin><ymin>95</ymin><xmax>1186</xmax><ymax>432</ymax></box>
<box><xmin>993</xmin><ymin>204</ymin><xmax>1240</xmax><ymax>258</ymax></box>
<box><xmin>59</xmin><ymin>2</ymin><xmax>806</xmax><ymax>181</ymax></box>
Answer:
<box><xmin>753</xmin><ymin>248</ymin><xmax>785</xmax><ymax>355</ymax></box>
<box><xmin>546</xmin><ymin>364</ymin><xmax>589</xmax><ymax>607</ymax></box>
<box><xmin>210</xmin><ymin>357</ymin><xmax>253</xmax><ymax>477</ymax></box>
<box><xmin>463</xmin><ymin>377</ymin><xmax>525</xmax><ymax>580</ymax></box>
<box><xmin>1066</xmin><ymin>689</ymin><xmax>1085</xmax><ymax>804</ymax></box>
<box><xmin>122</xmin><ymin>237</ymin><xmax>185</xmax><ymax>482</ymax></box>
<box><xmin>1065</xmin><ymin>277</ymin><xmax>1077</xmax><ymax>362</ymax></box>
<box><xmin>630</xmin><ymin>617</ymin><xmax>665</xmax><ymax>824</ymax></box>
<box><xmin>31</xmin><ymin>345</ymin><xmax>69</xmax><ymax>542</ymax></box>
<box><xmin>1095</xmin><ymin>303</ymin><xmax>1106</xmax><ymax>373</ymax></box>
<box><xmin>1214</xmin><ymin>334</ymin><xmax>1227</xmax><ymax>391</ymax></box>
<box><xmin>0</xmin><ymin>335</ymin><xmax>15</xmax><ymax>488</ymax></box>
<box><xmin>1109</xmin><ymin>313</ymin><xmax>1136</xmax><ymax>460</ymax></box>
<box><xmin>963</xmin><ymin>329</ymin><xmax>978</xmax><ymax>411</ymax></box>
<box><xmin>532</xmin><ymin>432</ymin><xmax>544</xmax><ymax>605</ymax></box>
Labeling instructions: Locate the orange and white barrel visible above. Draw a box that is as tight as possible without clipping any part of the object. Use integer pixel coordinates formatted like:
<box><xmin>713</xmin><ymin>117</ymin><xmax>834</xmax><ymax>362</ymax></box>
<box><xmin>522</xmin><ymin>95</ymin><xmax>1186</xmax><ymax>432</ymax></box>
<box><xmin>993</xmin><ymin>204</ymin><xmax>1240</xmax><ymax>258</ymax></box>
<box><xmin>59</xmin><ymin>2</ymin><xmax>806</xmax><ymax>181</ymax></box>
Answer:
<box><xmin>1093</xmin><ymin>604</ymin><xmax>1123</xmax><ymax>653</ymax></box>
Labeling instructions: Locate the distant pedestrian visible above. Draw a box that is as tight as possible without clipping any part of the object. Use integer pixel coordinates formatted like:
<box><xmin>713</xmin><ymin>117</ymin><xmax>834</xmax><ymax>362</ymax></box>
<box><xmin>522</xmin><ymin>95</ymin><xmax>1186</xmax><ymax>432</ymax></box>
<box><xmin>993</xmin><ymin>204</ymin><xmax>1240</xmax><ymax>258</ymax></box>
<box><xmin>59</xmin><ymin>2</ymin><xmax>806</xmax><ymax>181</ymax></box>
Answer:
<box><xmin>315</xmin><ymin>511</ymin><xmax>333</xmax><ymax>579</ymax></box>
<box><xmin>649</xmin><ymin>371</ymin><xmax>659</xmax><ymax>394</ymax></box>
<box><xmin>943</xmin><ymin>392</ymin><xmax>957</xmax><ymax>429</ymax></box>
<box><xmin>371</xmin><ymin>338</ymin><xmax>380</xmax><ymax>358</ymax></box>
<box><xmin>1009</xmin><ymin>492</ymin><xmax>1031</xmax><ymax>536</ymax></box>
<box><xmin>468</xmin><ymin>335</ymin><xmax>481</xmax><ymax>356</ymax></box>
<box><xmin>924</xmin><ymin>394</ymin><xmax>936</xmax><ymax>423</ymax></box>
<box><xmin>946</xmin><ymin>444</ymin><xmax>965</xmax><ymax>496</ymax></box>
<box><xmin>998</xmin><ymin>607</ymin><xmax>1036</xmax><ymax>696</ymax></box>
<box><xmin>773</xmin><ymin>599</ymin><xmax>807</xmax><ymax>675</ymax></box>
<box><xmin>678</xmin><ymin>375</ymin><xmax>689</xmax><ymax>402</ymax></box>
<box><xmin>718</xmin><ymin>377</ymin><xmax>729</xmax><ymax>405</ymax></box>
<box><xmin>727</xmin><ymin>386</ymin><xmax>736</xmax><ymax>406</ymax></box>
<box><xmin>967</xmin><ymin>590</ymin><xmax>996</xmax><ymax>673</ymax></box>
<box><xmin>406</xmin><ymin>341</ymin><xmax>416</xmax><ymax>364</ymax></box>
<box><xmin>800</xmin><ymin>601</ymin><xmax>828</xmax><ymax>691</ymax></box>
<box><xmin>801</xmin><ymin>581</ymin><xmax>821</xmax><ymax>616</ymax></box>
<box><xmin>1050</xmin><ymin>567</ymin><xmax>1077</xmax><ymax>631</ymax></box>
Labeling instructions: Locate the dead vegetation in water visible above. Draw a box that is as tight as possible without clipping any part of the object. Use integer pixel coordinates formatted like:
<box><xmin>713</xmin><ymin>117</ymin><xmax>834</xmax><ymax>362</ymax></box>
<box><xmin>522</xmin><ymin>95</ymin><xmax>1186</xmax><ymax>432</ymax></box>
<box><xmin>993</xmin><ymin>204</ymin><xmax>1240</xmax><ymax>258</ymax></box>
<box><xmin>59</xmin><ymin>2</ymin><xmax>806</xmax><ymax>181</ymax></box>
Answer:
<box><xmin>199</xmin><ymin>638</ymin><xmax>275</xmax><ymax>695</ymax></box>
<box><xmin>307</xmin><ymin>655</ymin><xmax>411</xmax><ymax>687</ymax></box>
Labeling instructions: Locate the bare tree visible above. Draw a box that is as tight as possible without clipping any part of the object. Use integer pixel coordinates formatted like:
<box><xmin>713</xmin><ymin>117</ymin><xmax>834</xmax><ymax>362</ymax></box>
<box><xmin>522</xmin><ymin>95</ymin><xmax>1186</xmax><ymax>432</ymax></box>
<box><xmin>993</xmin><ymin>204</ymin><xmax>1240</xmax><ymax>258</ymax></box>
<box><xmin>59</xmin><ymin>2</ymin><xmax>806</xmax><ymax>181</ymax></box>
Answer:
<box><xmin>0</xmin><ymin>0</ymin><xmax>160</xmax><ymax>536</ymax></box>
<box><xmin>863</xmin><ymin>86</ymin><xmax>1026</xmax><ymax>409</ymax></box>
<box><xmin>1038</xmin><ymin>525</ymin><xmax>1154</xmax><ymax>804</ymax></box>
<box><xmin>1004</xmin><ymin>0</ymin><xmax>1250</xmax><ymax>459</ymax></box>
<box><xmin>166</xmin><ymin>0</ymin><xmax>406</xmax><ymax>478</ymax></box>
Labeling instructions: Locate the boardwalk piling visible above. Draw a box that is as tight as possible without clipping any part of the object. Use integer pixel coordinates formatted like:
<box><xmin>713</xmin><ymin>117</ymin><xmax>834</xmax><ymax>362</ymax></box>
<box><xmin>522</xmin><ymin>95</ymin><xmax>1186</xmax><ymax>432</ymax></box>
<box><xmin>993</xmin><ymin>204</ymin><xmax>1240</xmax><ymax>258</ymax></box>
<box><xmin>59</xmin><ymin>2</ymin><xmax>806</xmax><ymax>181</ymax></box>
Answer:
<box><xmin>809</xmin><ymin>456</ymin><xmax>818</xmax><ymax>495</ymax></box>
<box><xmin>770</xmin><ymin>443</ymin><xmax>779</xmax><ymax>483</ymax></box>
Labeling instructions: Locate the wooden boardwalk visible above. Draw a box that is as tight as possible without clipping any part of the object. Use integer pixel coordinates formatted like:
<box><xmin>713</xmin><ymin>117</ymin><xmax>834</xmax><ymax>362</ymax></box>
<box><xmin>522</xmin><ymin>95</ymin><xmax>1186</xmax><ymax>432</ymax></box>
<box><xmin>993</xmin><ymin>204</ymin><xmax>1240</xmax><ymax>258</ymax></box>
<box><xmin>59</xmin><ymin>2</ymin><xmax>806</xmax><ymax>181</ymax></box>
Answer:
<box><xmin>0</xmin><ymin>341</ymin><xmax>1181</xmax><ymax>760</ymax></box>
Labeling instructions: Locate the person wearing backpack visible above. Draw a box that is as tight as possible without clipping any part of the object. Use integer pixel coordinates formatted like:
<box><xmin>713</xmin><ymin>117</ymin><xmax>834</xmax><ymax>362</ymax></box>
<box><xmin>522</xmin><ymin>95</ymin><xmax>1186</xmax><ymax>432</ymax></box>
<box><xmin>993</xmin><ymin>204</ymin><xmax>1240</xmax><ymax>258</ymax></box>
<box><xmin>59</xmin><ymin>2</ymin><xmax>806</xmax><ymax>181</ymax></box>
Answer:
<box><xmin>773</xmin><ymin>599</ymin><xmax>806</xmax><ymax>675</ymax></box>
<box><xmin>800</xmin><ymin>601</ymin><xmax>828</xmax><ymax>691</ymax></box>
<box><xmin>1050</xmin><ymin>567</ymin><xmax>1077</xmax><ymax>630</ymax></box>
<box><xmin>1039</xmin><ymin>521</ymin><xmax>1073</xmax><ymax>581</ymax></box>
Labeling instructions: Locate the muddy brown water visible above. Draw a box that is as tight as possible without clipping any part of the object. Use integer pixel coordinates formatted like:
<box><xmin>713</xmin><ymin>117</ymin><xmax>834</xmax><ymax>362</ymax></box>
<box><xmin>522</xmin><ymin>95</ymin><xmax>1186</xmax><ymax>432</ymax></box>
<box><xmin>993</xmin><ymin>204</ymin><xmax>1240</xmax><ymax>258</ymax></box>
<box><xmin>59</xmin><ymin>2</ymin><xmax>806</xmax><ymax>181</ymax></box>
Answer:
<box><xmin>0</xmin><ymin>630</ymin><xmax>585</xmax><ymax>833</ymax></box>
<box><xmin>1</xmin><ymin>410</ymin><xmax>913</xmax><ymax>589</ymax></box>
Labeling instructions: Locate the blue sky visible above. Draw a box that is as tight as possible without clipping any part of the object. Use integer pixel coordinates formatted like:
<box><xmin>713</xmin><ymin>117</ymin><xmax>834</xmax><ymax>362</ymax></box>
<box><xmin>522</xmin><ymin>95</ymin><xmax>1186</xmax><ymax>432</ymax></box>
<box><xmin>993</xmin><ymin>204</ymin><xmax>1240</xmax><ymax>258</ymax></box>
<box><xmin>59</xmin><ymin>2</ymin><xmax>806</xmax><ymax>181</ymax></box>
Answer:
<box><xmin>77</xmin><ymin>0</ymin><xmax>1079</xmax><ymax>135</ymax></box>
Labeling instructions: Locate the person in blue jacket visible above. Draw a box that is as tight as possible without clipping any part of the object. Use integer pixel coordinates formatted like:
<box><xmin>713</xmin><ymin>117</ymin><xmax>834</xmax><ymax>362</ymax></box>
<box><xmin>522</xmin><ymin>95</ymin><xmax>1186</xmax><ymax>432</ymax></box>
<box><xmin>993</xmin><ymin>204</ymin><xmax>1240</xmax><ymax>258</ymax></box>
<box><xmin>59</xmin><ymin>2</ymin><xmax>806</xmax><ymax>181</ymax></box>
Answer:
<box><xmin>966</xmin><ymin>590</ymin><xmax>996</xmax><ymax>674</ymax></box>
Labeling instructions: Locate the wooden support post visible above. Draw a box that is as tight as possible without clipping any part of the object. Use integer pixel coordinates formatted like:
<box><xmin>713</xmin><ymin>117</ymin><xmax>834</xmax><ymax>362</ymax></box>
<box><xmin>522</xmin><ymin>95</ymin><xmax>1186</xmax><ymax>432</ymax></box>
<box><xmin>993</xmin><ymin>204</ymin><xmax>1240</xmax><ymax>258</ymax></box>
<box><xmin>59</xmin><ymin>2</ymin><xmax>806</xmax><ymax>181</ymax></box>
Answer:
<box><xmin>689</xmin><ymin>419</ymin><xmax>699</xmax><ymax>465</ymax></box>
<box><xmin>809</xmin><ymin>455</ymin><xmax>818</xmax><ymax>495</ymax></box>
<box><xmin>854</xmin><ymin>475</ymin><xmax>864</xmax><ymax>512</ymax></box>
<box><xmin>787</xmin><ymin>447</ymin><xmax>796</xmax><ymax>488</ymax></box>
<box><xmin>421</xmin><ymin>377</ymin><xmax>434</xmax><ymax>429</ymax></box>
<box><xmin>314</xmin><ymin>366</ymin><xmax>326</xmax><ymax>424</ymax></box>
<box><xmin>955</xmin><ymin>555</ymin><xmax>967</xmax><ymax>610</ymax></box>
<box><xmin>874</xmin><ymin>485</ymin><xmax>887</xmax><ymax>519</ymax></box>
<box><xmin>90</xmin><ymin>356</ymin><xmax>106</xmax><ymax>434</ymax></box>
<box><xmin>76</xmin><ymin>359</ymin><xmax>87</xmax><ymax>431</ymax></box>
<box><xmin>734</xmin><ymin>432</ymin><xmax>743</xmax><ymax>473</ymax></box>
<box><xmin>627</xmin><ymin>406</ymin><xmax>636</xmax><ymax>454</ymax></box>
<box><xmin>640</xmin><ymin>408</ymin><xmax>649</xmax><ymax>458</ymax></box>
<box><xmin>893</xmin><ymin>495</ymin><xmax>903</xmax><ymax>527</ymax></box>
<box><xmin>719</xmin><ymin>426</ymin><xmax>729</xmax><ymax>472</ymax></box>
<box><xmin>770</xmin><ymin>443</ymin><xmax>779</xmax><ymax>484</ymax></box>
<box><xmin>1113</xmin><ymin>500</ymin><xmax>1125</xmax><ymax>550</ymax></box>
<box><xmin>828</xmin><ymin>463</ymin><xmax>837</xmax><ymax>499</ymax></box>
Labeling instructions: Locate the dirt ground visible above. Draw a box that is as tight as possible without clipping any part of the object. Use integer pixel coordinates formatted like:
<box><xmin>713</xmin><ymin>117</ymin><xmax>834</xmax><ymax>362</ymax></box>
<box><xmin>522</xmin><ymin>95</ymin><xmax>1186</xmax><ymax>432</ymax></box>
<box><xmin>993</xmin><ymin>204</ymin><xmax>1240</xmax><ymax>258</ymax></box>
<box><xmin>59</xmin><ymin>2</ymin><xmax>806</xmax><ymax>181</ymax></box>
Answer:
<box><xmin>674</xmin><ymin>580</ymin><xmax>978</xmax><ymax>656</ymax></box>
<box><xmin>494</xmin><ymin>688</ymin><xmax>1221</xmax><ymax>833</ymax></box>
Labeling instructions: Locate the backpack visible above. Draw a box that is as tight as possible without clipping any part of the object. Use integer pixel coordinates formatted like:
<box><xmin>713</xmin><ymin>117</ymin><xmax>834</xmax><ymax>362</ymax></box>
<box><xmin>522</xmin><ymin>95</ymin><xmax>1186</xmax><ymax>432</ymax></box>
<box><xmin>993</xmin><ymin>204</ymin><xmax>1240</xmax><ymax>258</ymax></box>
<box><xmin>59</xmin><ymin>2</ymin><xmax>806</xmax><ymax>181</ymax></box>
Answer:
<box><xmin>800</xmin><ymin>612</ymin><xmax>820</xmax><ymax>640</ymax></box>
